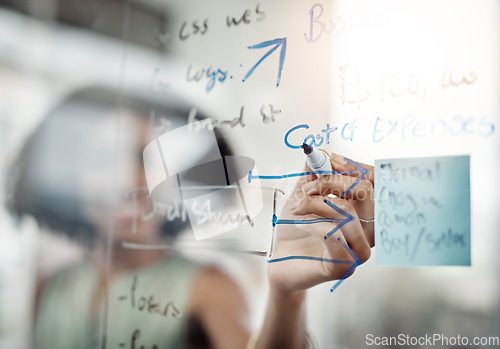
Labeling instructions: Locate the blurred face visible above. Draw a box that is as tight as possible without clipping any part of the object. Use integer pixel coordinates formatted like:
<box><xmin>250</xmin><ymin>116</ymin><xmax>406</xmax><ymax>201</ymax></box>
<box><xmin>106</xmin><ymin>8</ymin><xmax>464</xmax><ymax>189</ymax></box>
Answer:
<box><xmin>78</xmin><ymin>110</ymin><xmax>163</xmax><ymax>244</ymax></box>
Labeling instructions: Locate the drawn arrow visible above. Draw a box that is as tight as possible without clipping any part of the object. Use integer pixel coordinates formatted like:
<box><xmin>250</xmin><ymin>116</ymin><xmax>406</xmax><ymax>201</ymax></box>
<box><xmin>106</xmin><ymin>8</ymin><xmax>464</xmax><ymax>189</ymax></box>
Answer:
<box><xmin>342</xmin><ymin>158</ymin><xmax>368</xmax><ymax>196</ymax></box>
<box><xmin>248</xmin><ymin>158</ymin><xmax>368</xmax><ymax>197</ymax></box>
<box><xmin>268</xmin><ymin>242</ymin><xmax>361</xmax><ymax>292</ymax></box>
<box><xmin>269</xmin><ymin>199</ymin><xmax>361</xmax><ymax>293</ymax></box>
<box><xmin>269</xmin><ymin>199</ymin><xmax>360</xmax><ymax>293</ymax></box>
<box><xmin>321</xmin><ymin>199</ymin><xmax>354</xmax><ymax>239</ymax></box>
<box><xmin>257</xmin><ymin>160</ymin><xmax>368</xmax><ymax>293</ymax></box>
<box><xmin>242</xmin><ymin>37</ymin><xmax>287</xmax><ymax>87</ymax></box>
<box><xmin>267</xmin><ymin>181</ymin><xmax>364</xmax><ymax>292</ymax></box>
<box><xmin>272</xmin><ymin>199</ymin><xmax>353</xmax><ymax>240</ymax></box>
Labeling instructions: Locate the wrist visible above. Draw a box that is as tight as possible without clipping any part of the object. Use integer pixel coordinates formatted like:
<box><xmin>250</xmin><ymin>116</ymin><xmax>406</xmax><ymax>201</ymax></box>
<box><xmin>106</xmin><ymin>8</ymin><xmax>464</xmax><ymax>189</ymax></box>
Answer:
<box><xmin>268</xmin><ymin>285</ymin><xmax>306</xmax><ymax>307</ymax></box>
<box><xmin>257</xmin><ymin>286</ymin><xmax>307</xmax><ymax>349</ymax></box>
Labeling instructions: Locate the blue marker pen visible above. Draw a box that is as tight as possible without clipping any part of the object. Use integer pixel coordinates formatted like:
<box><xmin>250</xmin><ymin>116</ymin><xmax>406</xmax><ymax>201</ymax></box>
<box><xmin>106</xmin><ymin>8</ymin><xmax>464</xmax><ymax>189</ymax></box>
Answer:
<box><xmin>302</xmin><ymin>143</ymin><xmax>332</xmax><ymax>177</ymax></box>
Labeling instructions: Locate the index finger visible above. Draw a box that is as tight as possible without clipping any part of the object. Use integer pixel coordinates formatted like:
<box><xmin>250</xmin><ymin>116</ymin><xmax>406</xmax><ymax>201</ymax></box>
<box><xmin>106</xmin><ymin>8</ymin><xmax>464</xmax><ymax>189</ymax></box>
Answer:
<box><xmin>293</xmin><ymin>151</ymin><xmax>330</xmax><ymax>190</ymax></box>
<box><xmin>330</xmin><ymin>153</ymin><xmax>374</xmax><ymax>184</ymax></box>
<box><xmin>302</xmin><ymin>172</ymin><xmax>373</xmax><ymax>201</ymax></box>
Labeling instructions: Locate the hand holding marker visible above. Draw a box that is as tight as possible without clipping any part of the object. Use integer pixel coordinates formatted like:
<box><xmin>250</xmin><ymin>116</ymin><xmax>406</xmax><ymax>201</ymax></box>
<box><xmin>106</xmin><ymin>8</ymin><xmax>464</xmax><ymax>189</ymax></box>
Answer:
<box><xmin>246</xmin><ymin>141</ymin><xmax>374</xmax><ymax>292</ymax></box>
<box><xmin>265</xmin><ymin>144</ymin><xmax>374</xmax><ymax>293</ymax></box>
<box><xmin>302</xmin><ymin>143</ymin><xmax>332</xmax><ymax>177</ymax></box>
<box><xmin>301</xmin><ymin>143</ymin><xmax>375</xmax><ymax>225</ymax></box>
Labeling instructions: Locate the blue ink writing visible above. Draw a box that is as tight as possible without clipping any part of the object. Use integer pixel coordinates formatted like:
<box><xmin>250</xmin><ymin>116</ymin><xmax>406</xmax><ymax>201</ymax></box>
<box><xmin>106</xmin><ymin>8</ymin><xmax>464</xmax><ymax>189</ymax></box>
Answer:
<box><xmin>372</xmin><ymin>114</ymin><xmax>495</xmax><ymax>143</ymax></box>
<box><xmin>186</xmin><ymin>64</ymin><xmax>229</xmax><ymax>93</ymax></box>
<box><xmin>284</xmin><ymin>121</ymin><xmax>356</xmax><ymax>149</ymax></box>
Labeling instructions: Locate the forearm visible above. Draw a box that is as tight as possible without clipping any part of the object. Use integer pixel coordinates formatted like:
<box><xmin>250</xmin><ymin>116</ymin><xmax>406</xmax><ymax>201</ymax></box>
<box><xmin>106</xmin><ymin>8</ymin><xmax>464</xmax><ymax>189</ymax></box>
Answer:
<box><xmin>254</xmin><ymin>287</ymin><xmax>307</xmax><ymax>349</ymax></box>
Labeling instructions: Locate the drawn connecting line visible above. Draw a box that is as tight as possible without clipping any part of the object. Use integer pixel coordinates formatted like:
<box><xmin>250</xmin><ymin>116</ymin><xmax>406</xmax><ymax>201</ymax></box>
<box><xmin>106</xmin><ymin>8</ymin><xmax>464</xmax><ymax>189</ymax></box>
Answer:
<box><xmin>272</xmin><ymin>215</ymin><xmax>344</xmax><ymax>227</ymax></box>
<box><xmin>267</xmin><ymin>255</ymin><xmax>360</xmax><ymax>293</ymax></box>
<box><xmin>250</xmin><ymin>158</ymin><xmax>368</xmax><ymax>292</ymax></box>
<box><xmin>248</xmin><ymin>157</ymin><xmax>368</xmax><ymax>196</ymax></box>
<box><xmin>271</xmin><ymin>199</ymin><xmax>353</xmax><ymax>240</ymax></box>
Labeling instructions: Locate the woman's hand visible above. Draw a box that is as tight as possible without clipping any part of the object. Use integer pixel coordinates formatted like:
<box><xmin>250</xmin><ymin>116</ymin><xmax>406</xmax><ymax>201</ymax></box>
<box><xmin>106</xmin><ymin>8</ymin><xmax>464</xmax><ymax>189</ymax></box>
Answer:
<box><xmin>267</xmin><ymin>152</ymin><xmax>375</xmax><ymax>293</ymax></box>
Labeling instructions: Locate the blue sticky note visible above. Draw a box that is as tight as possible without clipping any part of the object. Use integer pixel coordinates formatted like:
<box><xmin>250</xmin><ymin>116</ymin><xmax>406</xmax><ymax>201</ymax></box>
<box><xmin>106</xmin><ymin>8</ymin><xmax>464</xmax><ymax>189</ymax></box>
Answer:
<box><xmin>374</xmin><ymin>155</ymin><xmax>471</xmax><ymax>266</ymax></box>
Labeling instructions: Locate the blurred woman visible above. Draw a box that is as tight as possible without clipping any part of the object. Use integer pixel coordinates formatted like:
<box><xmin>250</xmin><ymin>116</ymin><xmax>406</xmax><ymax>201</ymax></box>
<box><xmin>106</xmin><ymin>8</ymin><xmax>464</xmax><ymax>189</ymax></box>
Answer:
<box><xmin>7</xmin><ymin>87</ymin><xmax>375</xmax><ymax>349</ymax></box>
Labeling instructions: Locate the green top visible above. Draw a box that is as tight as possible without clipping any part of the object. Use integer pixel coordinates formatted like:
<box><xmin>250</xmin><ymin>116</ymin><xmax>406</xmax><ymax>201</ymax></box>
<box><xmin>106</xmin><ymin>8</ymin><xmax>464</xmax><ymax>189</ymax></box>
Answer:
<box><xmin>35</xmin><ymin>254</ymin><xmax>201</xmax><ymax>349</ymax></box>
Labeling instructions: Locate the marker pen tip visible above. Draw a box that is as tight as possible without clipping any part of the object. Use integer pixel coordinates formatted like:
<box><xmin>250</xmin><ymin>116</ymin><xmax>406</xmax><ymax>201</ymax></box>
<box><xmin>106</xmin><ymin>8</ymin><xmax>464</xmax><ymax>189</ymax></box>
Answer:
<box><xmin>302</xmin><ymin>143</ymin><xmax>313</xmax><ymax>154</ymax></box>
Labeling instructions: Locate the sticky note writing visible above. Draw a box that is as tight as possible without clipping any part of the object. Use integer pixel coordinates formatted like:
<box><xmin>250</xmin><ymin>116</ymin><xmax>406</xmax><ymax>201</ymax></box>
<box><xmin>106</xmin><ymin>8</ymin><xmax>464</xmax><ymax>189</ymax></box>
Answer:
<box><xmin>375</xmin><ymin>155</ymin><xmax>470</xmax><ymax>266</ymax></box>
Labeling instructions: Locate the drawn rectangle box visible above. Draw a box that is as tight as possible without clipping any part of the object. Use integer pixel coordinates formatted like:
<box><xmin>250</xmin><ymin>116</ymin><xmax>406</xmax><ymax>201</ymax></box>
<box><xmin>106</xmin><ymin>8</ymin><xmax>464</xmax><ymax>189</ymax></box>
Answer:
<box><xmin>374</xmin><ymin>155</ymin><xmax>471</xmax><ymax>266</ymax></box>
